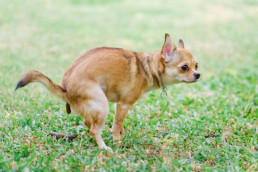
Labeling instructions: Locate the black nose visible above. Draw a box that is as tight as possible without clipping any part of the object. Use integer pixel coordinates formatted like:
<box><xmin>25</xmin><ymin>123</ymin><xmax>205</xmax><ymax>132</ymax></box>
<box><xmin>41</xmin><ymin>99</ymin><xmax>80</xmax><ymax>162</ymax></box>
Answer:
<box><xmin>194</xmin><ymin>73</ymin><xmax>200</xmax><ymax>79</ymax></box>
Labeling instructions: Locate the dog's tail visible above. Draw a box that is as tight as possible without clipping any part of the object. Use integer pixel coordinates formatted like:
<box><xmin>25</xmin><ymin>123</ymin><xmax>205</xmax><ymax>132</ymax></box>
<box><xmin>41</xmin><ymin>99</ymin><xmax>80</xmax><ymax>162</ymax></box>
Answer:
<box><xmin>15</xmin><ymin>70</ymin><xmax>67</xmax><ymax>102</ymax></box>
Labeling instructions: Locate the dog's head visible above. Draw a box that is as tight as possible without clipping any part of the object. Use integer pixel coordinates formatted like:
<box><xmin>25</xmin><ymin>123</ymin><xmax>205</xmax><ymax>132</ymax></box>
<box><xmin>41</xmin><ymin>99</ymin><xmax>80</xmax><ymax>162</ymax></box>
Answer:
<box><xmin>159</xmin><ymin>33</ymin><xmax>200</xmax><ymax>84</ymax></box>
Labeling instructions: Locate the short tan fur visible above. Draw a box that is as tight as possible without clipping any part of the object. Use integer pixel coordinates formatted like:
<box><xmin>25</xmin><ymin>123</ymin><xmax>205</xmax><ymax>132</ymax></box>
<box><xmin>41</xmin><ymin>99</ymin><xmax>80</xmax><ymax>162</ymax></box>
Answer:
<box><xmin>16</xmin><ymin>33</ymin><xmax>200</xmax><ymax>150</ymax></box>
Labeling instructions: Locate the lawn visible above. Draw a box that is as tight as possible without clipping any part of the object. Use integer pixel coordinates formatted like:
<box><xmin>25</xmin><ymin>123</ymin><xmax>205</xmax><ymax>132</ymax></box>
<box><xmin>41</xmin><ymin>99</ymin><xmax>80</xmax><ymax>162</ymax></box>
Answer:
<box><xmin>0</xmin><ymin>0</ymin><xmax>257</xmax><ymax>171</ymax></box>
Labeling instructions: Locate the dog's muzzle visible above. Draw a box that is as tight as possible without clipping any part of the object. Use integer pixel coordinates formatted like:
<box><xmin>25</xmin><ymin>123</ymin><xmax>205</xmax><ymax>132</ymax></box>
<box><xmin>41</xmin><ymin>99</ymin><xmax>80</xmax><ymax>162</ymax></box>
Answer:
<box><xmin>194</xmin><ymin>72</ymin><xmax>201</xmax><ymax>80</ymax></box>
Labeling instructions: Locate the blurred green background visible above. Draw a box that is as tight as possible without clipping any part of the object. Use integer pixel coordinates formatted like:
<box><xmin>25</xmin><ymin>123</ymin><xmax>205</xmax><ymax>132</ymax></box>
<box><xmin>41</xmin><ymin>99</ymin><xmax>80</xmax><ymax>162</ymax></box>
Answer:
<box><xmin>0</xmin><ymin>0</ymin><xmax>257</xmax><ymax>171</ymax></box>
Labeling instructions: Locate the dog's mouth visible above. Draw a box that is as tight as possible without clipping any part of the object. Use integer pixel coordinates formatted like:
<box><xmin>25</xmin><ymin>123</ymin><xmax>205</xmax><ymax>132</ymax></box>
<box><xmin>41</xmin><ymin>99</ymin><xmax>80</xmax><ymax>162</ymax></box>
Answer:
<box><xmin>181</xmin><ymin>79</ymin><xmax>198</xmax><ymax>83</ymax></box>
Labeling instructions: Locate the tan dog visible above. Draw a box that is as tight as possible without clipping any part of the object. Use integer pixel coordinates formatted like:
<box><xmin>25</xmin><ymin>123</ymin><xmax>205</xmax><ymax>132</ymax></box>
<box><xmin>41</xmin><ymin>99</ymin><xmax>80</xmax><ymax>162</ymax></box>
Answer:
<box><xmin>16</xmin><ymin>33</ymin><xmax>200</xmax><ymax>150</ymax></box>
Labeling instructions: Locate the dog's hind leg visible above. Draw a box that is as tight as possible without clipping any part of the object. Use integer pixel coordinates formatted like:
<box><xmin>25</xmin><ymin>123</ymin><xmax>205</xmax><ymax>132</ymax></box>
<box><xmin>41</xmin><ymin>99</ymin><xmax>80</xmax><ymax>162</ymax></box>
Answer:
<box><xmin>78</xmin><ymin>85</ymin><xmax>110</xmax><ymax>150</ymax></box>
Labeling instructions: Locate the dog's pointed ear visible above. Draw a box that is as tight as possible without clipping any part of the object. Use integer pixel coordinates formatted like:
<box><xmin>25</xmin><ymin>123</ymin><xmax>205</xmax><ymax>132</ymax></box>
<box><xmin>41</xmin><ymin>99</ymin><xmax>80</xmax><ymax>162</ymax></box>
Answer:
<box><xmin>161</xmin><ymin>33</ymin><xmax>176</xmax><ymax>62</ymax></box>
<box><xmin>178</xmin><ymin>39</ymin><xmax>184</xmax><ymax>48</ymax></box>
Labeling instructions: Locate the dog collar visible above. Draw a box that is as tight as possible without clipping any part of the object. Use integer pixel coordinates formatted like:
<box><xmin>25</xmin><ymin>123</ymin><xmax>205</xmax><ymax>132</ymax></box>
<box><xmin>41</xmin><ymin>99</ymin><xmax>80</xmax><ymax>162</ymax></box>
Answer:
<box><xmin>158</xmin><ymin>71</ymin><xmax>168</xmax><ymax>99</ymax></box>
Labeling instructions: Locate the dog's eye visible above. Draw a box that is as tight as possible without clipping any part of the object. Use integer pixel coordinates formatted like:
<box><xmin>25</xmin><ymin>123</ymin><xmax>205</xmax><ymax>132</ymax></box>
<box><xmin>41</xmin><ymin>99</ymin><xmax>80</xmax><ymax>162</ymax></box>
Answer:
<box><xmin>195</xmin><ymin>63</ymin><xmax>198</xmax><ymax>70</ymax></box>
<box><xmin>181</xmin><ymin>65</ymin><xmax>188</xmax><ymax>71</ymax></box>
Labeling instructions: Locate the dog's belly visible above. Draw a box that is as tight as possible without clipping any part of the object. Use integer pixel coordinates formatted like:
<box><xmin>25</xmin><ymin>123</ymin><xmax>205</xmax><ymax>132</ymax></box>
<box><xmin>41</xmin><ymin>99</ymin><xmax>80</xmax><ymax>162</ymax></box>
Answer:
<box><xmin>106</xmin><ymin>92</ymin><xmax>120</xmax><ymax>102</ymax></box>
<box><xmin>100</xmin><ymin>84</ymin><xmax>121</xmax><ymax>102</ymax></box>
<box><xmin>98</xmin><ymin>77</ymin><xmax>120</xmax><ymax>102</ymax></box>
<box><xmin>102</xmin><ymin>83</ymin><xmax>145</xmax><ymax>103</ymax></box>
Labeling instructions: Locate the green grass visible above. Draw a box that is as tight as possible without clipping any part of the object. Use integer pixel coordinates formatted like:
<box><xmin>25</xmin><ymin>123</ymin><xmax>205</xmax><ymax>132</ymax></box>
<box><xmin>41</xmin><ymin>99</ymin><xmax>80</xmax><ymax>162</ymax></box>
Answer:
<box><xmin>0</xmin><ymin>0</ymin><xmax>257</xmax><ymax>171</ymax></box>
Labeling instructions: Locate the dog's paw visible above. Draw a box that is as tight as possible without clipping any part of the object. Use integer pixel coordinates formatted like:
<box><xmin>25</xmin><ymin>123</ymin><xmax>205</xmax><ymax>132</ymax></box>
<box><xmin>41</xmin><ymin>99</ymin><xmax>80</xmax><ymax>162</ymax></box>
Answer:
<box><xmin>112</xmin><ymin>135</ymin><xmax>121</xmax><ymax>141</ymax></box>
<box><xmin>113</xmin><ymin>139</ymin><xmax>122</xmax><ymax>145</ymax></box>
<box><xmin>103</xmin><ymin>146</ymin><xmax>113</xmax><ymax>152</ymax></box>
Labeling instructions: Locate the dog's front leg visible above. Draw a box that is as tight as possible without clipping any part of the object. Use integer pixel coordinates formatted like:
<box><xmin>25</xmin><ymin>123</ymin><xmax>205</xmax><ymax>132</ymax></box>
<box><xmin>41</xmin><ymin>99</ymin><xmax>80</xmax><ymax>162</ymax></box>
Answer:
<box><xmin>112</xmin><ymin>102</ymin><xmax>131</xmax><ymax>141</ymax></box>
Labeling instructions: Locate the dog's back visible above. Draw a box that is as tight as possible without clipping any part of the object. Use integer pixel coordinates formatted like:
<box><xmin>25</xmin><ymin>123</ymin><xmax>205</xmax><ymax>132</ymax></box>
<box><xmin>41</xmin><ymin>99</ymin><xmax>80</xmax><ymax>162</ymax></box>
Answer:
<box><xmin>62</xmin><ymin>47</ymin><xmax>153</xmax><ymax>104</ymax></box>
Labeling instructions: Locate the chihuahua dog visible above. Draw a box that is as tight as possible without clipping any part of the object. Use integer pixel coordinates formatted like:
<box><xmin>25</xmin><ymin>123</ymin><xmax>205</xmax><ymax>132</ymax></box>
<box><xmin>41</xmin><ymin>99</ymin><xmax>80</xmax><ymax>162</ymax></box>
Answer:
<box><xmin>16</xmin><ymin>34</ymin><xmax>200</xmax><ymax>150</ymax></box>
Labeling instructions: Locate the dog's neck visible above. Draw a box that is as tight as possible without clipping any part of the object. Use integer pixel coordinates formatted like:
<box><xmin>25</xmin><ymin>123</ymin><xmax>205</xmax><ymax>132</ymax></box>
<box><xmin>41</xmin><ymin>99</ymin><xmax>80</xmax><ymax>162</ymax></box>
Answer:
<box><xmin>143</xmin><ymin>51</ymin><xmax>165</xmax><ymax>90</ymax></box>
